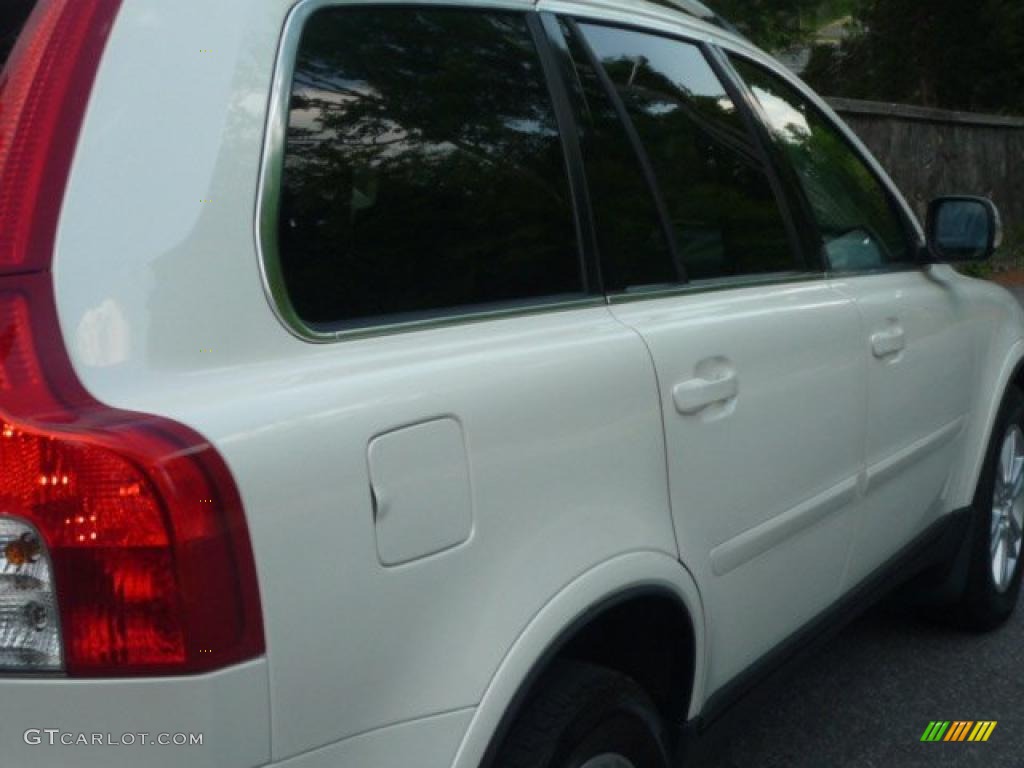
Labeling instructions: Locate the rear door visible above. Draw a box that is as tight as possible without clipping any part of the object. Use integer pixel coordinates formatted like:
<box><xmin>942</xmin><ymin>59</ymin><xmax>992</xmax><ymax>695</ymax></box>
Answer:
<box><xmin>549</xmin><ymin>16</ymin><xmax>868</xmax><ymax>694</ymax></box>
<box><xmin>731</xmin><ymin>56</ymin><xmax>974</xmax><ymax>586</ymax></box>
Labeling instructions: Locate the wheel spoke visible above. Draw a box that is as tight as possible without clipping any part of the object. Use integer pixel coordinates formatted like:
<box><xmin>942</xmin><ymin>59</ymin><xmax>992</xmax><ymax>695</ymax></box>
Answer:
<box><xmin>993</xmin><ymin>532</ymin><xmax>1010</xmax><ymax>589</ymax></box>
<box><xmin>1002</xmin><ymin>433</ymin><xmax>1016</xmax><ymax>486</ymax></box>
<box><xmin>1002</xmin><ymin>539</ymin><xmax>1013</xmax><ymax>587</ymax></box>
<box><xmin>1011</xmin><ymin>455</ymin><xmax>1024</xmax><ymax>499</ymax></box>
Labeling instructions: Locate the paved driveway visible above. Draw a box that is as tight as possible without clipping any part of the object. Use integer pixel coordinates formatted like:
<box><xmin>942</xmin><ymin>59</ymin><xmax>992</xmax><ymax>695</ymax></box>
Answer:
<box><xmin>690</xmin><ymin>604</ymin><xmax>1024</xmax><ymax>768</ymax></box>
<box><xmin>691</xmin><ymin>281</ymin><xmax>1024</xmax><ymax>768</ymax></box>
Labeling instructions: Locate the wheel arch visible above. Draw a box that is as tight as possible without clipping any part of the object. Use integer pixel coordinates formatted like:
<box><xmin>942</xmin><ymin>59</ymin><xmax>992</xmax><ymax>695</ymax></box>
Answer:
<box><xmin>449</xmin><ymin>551</ymin><xmax>705</xmax><ymax>768</ymax></box>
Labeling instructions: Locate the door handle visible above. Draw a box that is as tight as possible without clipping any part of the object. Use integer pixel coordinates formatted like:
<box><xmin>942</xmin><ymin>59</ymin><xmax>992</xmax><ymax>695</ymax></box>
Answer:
<box><xmin>673</xmin><ymin>371</ymin><xmax>739</xmax><ymax>415</ymax></box>
<box><xmin>871</xmin><ymin>325</ymin><xmax>906</xmax><ymax>358</ymax></box>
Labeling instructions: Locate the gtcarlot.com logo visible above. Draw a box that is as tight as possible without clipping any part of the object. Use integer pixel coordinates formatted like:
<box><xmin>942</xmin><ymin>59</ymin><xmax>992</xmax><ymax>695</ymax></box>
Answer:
<box><xmin>921</xmin><ymin>721</ymin><xmax>997</xmax><ymax>742</ymax></box>
<box><xmin>23</xmin><ymin>729</ymin><xmax>203</xmax><ymax>747</ymax></box>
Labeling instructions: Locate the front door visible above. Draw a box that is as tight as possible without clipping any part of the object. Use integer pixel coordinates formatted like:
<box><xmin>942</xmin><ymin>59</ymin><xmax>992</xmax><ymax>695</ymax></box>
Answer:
<box><xmin>832</xmin><ymin>271</ymin><xmax>973</xmax><ymax>583</ymax></box>
<box><xmin>731</xmin><ymin>57</ymin><xmax>974</xmax><ymax>584</ymax></box>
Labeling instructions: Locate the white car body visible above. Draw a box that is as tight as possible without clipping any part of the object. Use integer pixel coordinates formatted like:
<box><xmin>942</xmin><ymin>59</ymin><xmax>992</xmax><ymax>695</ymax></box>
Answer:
<box><xmin>1</xmin><ymin>0</ymin><xmax>1022</xmax><ymax>766</ymax></box>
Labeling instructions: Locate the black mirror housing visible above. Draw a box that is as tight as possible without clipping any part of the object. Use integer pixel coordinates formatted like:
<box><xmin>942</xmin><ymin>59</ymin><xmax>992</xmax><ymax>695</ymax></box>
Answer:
<box><xmin>926</xmin><ymin>196</ymin><xmax>1003</xmax><ymax>263</ymax></box>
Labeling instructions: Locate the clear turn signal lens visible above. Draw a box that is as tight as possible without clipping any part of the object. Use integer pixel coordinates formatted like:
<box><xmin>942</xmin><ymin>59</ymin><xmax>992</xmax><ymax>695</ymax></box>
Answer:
<box><xmin>0</xmin><ymin>517</ymin><xmax>62</xmax><ymax>671</ymax></box>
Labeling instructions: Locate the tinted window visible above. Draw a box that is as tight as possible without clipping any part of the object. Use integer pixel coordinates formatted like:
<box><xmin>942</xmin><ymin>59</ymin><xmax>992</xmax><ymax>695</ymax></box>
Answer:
<box><xmin>559</xmin><ymin>21</ymin><xmax>676</xmax><ymax>292</ymax></box>
<box><xmin>578</xmin><ymin>24</ymin><xmax>801</xmax><ymax>284</ymax></box>
<box><xmin>731</xmin><ymin>57</ymin><xmax>913</xmax><ymax>271</ymax></box>
<box><xmin>278</xmin><ymin>9</ymin><xmax>582</xmax><ymax>329</ymax></box>
<box><xmin>1</xmin><ymin>1</ymin><xmax>36</xmax><ymax>67</ymax></box>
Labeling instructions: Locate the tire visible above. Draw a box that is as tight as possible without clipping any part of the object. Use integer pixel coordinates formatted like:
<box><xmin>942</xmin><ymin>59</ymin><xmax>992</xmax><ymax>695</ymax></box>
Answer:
<box><xmin>494</xmin><ymin>661</ymin><xmax>672</xmax><ymax>768</ymax></box>
<box><xmin>955</xmin><ymin>385</ymin><xmax>1024</xmax><ymax>630</ymax></box>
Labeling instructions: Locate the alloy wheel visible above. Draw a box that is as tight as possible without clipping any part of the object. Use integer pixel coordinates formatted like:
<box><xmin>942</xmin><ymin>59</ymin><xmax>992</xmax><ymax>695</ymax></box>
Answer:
<box><xmin>991</xmin><ymin>424</ymin><xmax>1024</xmax><ymax>592</ymax></box>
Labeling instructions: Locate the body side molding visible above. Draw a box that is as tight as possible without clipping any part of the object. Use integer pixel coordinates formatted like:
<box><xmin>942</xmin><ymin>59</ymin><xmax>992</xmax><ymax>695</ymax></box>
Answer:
<box><xmin>865</xmin><ymin>417</ymin><xmax>966</xmax><ymax>493</ymax></box>
<box><xmin>710</xmin><ymin>476</ymin><xmax>859</xmax><ymax>577</ymax></box>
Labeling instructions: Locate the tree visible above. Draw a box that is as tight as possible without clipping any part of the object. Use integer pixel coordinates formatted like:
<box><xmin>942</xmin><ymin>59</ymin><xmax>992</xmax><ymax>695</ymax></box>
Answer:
<box><xmin>803</xmin><ymin>0</ymin><xmax>1024</xmax><ymax>115</ymax></box>
<box><xmin>714</xmin><ymin>0</ymin><xmax>822</xmax><ymax>51</ymax></box>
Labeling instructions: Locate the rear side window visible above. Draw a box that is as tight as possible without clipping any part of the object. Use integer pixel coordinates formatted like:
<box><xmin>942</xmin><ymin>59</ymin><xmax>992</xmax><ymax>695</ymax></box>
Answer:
<box><xmin>730</xmin><ymin>57</ymin><xmax>913</xmax><ymax>271</ymax></box>
<box><xmin>277</xmin><ymin>8</ymin><xmax>583</xmax><ymax>330</ymax></box>
<box><xmin>575</xmin><ymin>23</ymin><xmax>802</xmax><ymax>285</ymax></box>
<box><xmin>1</xmin><ymin>1</ymin><xmax>36</xmax><ymax>67</ymax></box>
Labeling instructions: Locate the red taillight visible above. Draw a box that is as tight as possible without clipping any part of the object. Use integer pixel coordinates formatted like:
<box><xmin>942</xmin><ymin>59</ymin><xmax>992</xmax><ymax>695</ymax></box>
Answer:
<box><xmin>0</xmin><ymin>1</ymin><xmax>265</xmax><ymax>675</ymax></box>
<box><xmin>0</xmin><ymin>279</ymin><xmax>264</xmax><ymax>675</ymax></box>
<box><xmin>0</xmin><ymin>278</ymin><xmax>264</xmax><ymax>676</ymax></box>
<box><xmin>0</xmin><ymin>0</ymin><xmax>121</xmax><ymax>273</ymax></box>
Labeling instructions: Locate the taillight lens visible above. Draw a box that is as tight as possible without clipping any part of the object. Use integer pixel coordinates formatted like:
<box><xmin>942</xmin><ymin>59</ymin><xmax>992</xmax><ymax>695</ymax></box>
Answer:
<box><xmin>0</xmin><ymin>280</ymin><xmax>265</xmax><ymax>676</ymax></box>
<box><xmin>0</xmin><ymin>0</ymin><xmax>121</xmax><ymax>273</ymax></box>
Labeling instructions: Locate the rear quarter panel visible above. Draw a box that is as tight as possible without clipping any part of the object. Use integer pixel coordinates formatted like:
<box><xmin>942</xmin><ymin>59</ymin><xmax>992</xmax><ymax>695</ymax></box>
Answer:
<box><xmin>52</xmin><ymin>0</ymin><xmax>686</xmax><ymax>762</ymax></box>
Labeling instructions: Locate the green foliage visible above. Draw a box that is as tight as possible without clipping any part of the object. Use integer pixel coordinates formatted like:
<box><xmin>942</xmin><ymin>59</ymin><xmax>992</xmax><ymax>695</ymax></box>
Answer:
<box><xmin>715</xmin><ymin>0</ymin><xmax>1023</xmax><ymax>115</ymax></box>
<box><xmin>713</xmin><ymin>0</ymin><xmax>821</xmax><ymax>51</ymax></box>
<box><xmin>958</xmin><ymin>228</ymin><xmax>1023</xmax><ymax>280</ymax></box>
<box><xmin>714</xmin><ymin>0</ymin><xmax>859</xmax><ymax>51</ymax></box>
<box><xmin>995</xmin><ymin>228</ymin><xmax>1024</xmax><ymax>270</ymax></box>
<box><xmin>957</xmin><ymin>261</ymin><xmax>995</xmax><ymax>280</ymax></box>
<box><xmin>802</xmin><ymin>0</ymin><xmax>1024</xmax><ymax>115</ymax></box>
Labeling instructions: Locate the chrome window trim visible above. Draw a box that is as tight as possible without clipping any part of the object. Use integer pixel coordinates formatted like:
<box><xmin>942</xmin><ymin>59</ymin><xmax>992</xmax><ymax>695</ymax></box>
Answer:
<box><xmin>827</xmin><ymin>263</ymin><xmax>930</xmax><ymax>279</ymax></box>
<box><xmin>253</xmin><ymin>0</ymin><xmax>598</xmax><ymax>344</ymax></box>
<box><xmin>606</xmin><ymin>271</ymin><xmax>826</xmax><ymax>304</ymax></box>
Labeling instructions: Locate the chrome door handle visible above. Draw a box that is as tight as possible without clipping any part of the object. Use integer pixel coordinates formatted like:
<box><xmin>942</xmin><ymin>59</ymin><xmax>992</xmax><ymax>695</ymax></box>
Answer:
<box><xmin>673</xmin><ymin>371</ymin><xmax>739</xmax><ymax>414</ymax></box>
<box><xmin>871</xmin><ymin>326</ymin><xmax>906</xmax><ymax>358</ymax></box>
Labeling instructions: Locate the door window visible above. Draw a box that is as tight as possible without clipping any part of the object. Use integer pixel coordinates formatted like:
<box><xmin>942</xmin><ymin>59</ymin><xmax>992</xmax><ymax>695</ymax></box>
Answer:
<box><xmin>730</xmin><ymin>57</ymin><xmax>914</xmax><ymax>272</ymax></box>
<box><xmin>574</xmin><ymin>23</ymin><xmax>803</xmax><ymax>285</ymax></box>
<box><xmin>558</xmin><ymin>20</ymin><xmax>676</xmax><ymax>292</ymax></box>
<box><xmin>277</xmin><ymin>8</ymin><xmax>583</xmax><ymax>330</ymax></box>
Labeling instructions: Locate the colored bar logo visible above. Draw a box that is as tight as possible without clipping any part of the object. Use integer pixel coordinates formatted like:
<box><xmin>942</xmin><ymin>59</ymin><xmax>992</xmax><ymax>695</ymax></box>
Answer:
<box><xmin>921</xmin><ymin>721</ymin><xmax>997</xmax><ymax>742</ymax></box>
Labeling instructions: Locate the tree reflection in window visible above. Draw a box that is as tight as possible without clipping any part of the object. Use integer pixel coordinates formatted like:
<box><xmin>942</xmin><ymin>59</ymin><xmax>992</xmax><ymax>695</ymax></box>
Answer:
<box><xmin>278</xmin><ymin>9</ymin><xmax>582</xmax><ymax>328</ymax></box>
<box><xmin>731</xmin><ymin>57</ymin><xmax>912</xmax><ymax>271</ymax></box>
<box><xmin>579</xmin><ymin>24</ymin><xmax>801</xmax><ymax>283</ymax></box>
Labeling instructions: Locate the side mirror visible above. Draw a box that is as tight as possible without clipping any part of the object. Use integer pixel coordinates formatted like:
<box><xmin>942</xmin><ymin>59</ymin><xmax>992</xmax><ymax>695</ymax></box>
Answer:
<box><xmin>926</xmin><ymin>196</ymin><xmax>1003</xmax><ymax>263</ymax></box>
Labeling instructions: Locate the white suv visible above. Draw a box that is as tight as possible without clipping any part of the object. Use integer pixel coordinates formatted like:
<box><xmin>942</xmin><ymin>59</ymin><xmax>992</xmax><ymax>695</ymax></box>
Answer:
<box><xmin>1</xmin><ymin>0</ymin><xmax>1021</xmax><ymax>766</ymax></box>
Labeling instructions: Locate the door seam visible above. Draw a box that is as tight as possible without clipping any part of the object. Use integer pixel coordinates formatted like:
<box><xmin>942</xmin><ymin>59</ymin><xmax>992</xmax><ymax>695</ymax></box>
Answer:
<box><xmin>602</xmin><ymin>304</ymin><xmax>682</xmax><ymax>562</ymax></box>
